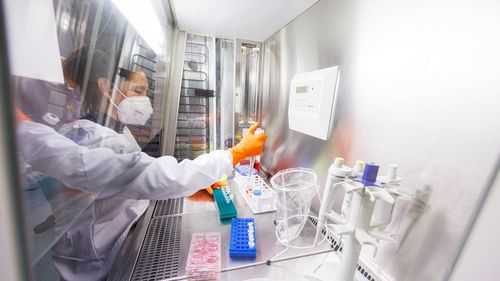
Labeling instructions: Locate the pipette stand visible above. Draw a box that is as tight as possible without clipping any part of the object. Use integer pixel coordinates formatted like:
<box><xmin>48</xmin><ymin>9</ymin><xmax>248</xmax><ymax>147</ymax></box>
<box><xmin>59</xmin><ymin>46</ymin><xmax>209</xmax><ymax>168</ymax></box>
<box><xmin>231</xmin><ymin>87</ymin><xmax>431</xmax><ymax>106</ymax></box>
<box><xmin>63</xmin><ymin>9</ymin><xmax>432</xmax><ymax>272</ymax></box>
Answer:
<box><xmin>315</xmin><ymin>160</ymin><xmax>404</xmax><ymax>281</ymax></box>
<box><xmin>332</xmin><ymin>181</ymin><xmax>396</xmax><ymax>281</ymax></box>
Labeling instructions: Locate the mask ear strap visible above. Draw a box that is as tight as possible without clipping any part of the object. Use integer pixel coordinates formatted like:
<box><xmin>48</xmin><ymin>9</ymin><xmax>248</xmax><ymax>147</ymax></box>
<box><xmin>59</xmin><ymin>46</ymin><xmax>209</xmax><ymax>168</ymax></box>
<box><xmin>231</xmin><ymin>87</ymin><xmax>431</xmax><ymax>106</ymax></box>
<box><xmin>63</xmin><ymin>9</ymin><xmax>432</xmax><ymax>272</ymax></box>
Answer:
<box><xmin>107</xmin><ymin>87</ymin><xmax>127</xmax><ymax>110</ymax></box>
<box><xmin>115</xmin><ymin>87</ymin><xmax>128</xmax><ymax>99</ymax></box>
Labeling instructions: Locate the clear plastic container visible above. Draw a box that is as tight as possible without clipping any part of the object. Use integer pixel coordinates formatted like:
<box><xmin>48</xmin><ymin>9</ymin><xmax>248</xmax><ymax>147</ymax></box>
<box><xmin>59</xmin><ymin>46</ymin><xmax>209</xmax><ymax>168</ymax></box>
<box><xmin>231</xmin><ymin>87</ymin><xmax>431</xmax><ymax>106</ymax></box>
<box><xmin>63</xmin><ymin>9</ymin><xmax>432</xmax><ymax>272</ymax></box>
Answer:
<box><xmin>185</xmin><ymin>232</ymin><xmax>221</xmax><ymax>281</ymax></box>
<box><xmin>270</xmin><ymin>168</ymin><xmax>318</xmax><ymax>247</ymax></box>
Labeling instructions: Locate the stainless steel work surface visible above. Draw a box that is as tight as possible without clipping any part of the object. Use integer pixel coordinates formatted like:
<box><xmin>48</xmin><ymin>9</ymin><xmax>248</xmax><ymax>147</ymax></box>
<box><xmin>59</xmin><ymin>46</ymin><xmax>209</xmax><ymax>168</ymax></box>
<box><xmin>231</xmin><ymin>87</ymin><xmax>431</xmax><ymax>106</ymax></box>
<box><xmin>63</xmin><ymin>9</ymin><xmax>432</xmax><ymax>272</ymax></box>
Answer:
<box><xmin>110</xmin><ymin>179</ymin><xmax>339</xmax><ymax>281</ymax></box>
<box><xmin>170</xmin><ymin>179</ymin><xmax>333</xmax><ymax>279</ymax></box>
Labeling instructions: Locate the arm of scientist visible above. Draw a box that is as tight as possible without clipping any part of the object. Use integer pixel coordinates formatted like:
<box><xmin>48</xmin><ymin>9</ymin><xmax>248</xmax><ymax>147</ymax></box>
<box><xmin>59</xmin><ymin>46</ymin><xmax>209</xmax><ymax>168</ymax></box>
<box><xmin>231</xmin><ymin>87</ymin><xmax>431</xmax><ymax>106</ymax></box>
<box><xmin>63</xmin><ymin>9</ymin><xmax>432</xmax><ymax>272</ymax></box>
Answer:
<box><xmin>17</xmin><ymin>120</ymin><xmax>255</xmax><ymax>199</ymax></box>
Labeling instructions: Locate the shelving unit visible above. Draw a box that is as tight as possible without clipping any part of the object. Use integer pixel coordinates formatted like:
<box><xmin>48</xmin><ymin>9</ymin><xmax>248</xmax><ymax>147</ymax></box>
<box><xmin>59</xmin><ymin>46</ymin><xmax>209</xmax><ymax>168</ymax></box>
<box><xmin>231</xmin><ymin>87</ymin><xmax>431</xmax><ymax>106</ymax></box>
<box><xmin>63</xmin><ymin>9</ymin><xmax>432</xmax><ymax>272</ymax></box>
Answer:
<box><xmin>127</xmin><ymin>41</ymin><xmax>162</xmax><ymax>156</ymax></box>
<box><xmin>174</xmin><ymin>34</ymin><xmax>214</xmax><ymax>160</ymax></box>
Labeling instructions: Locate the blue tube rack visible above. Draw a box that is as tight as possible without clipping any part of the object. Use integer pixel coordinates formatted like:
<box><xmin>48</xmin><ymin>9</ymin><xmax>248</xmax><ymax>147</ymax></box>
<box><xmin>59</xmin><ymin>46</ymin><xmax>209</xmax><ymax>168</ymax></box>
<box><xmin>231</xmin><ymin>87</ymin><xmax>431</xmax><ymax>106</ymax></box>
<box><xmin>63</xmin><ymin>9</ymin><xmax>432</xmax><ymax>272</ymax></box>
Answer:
<box><xmin>229</xmin><ymin>218</ymin><xmax>257</xmax><ymax>259</ymax></box>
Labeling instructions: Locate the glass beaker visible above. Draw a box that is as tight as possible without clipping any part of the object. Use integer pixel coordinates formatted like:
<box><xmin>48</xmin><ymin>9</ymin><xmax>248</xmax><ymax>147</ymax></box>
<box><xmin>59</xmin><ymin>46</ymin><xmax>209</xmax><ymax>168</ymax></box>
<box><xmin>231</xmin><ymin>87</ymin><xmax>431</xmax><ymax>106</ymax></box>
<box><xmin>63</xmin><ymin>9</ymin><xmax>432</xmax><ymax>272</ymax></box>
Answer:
<box><xmin>270</xmin><ymin>168</ymin><xmax>318</xmax><ymax>247</ymax></box>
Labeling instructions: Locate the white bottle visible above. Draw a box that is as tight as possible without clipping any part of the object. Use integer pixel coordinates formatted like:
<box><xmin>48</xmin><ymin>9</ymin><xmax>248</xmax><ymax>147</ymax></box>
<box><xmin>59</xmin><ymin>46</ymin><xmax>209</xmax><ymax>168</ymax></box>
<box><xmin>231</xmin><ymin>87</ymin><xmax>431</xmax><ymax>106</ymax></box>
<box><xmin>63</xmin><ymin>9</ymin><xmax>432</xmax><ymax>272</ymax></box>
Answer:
<box><xmin>350</xmin><ymin>160</ymin><xmax>365</xmax><ymax>179</ymax></box>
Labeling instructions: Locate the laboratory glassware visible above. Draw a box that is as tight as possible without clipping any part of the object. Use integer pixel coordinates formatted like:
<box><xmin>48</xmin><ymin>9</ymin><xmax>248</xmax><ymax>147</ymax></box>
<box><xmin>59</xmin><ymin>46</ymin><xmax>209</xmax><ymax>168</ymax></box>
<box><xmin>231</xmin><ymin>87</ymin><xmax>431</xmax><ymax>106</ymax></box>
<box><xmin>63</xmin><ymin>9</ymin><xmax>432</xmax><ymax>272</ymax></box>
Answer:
<box><xmin>270</xmin><ymin>168</ymin><xmax>318</xmax><ymax>247</ymax></box>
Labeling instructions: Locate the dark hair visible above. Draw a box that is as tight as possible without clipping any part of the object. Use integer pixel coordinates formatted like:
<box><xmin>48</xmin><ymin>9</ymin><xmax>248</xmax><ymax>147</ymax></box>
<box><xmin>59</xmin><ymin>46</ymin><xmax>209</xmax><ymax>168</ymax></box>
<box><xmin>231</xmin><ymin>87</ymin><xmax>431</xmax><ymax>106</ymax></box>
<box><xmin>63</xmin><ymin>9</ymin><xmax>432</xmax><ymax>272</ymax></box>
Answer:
<box><xmin>118</xmin><ymin>67</ymin><xmax>132</xmax><ymax>79</ymax></box>
<box><xmin>63</xmin><ymin>46</ymin><xmax>112</xmax><ymax>115</ymax></box>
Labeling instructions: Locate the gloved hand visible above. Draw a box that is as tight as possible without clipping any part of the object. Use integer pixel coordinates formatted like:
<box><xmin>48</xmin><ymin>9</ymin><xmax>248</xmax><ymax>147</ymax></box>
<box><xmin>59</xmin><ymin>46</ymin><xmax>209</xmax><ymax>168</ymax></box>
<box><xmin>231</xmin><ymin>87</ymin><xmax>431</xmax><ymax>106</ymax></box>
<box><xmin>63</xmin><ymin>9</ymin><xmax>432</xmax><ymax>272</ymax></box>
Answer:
<box><xmin>230</xmin><ymin>123</ymin><xmax>267</xmax><ymax>166</ymax></box>
<box><xmin>16</xmin><ymin>108</ymin><xmax>31</xmax><ymax>122</ymax></box>
<box><xmin>206</xmin><ymin>176</ymin><xmax>228</xmax><ymax>195</ymax></box>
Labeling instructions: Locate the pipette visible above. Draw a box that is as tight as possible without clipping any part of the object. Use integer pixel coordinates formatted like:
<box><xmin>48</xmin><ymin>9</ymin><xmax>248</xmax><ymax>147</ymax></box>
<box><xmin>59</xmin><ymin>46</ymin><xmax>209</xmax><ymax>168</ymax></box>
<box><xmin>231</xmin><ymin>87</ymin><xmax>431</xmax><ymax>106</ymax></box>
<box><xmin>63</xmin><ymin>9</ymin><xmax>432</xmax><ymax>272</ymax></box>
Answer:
<box><xmin>314</xmin><ymin>157</ymin><xmax>351</xmax><ymax>245</ymax></box>
<box><xmin>248</xmin><ymin>157</ymin><xmax>256</xmax><ymax>188</ymax></box>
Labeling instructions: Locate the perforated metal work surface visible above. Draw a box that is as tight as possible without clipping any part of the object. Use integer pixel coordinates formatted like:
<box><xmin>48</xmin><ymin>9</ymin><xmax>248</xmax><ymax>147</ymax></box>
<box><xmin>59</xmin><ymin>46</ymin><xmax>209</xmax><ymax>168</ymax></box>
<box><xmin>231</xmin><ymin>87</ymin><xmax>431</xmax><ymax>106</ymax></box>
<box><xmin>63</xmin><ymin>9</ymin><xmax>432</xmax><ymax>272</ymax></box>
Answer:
<box><xmin>126</xmin><ymin>196</ymin><xmax>386</xmax><ymax>281</ymax></box>
<box><xmin>130</xmin><ymin>215</ymin><xmax>183</xmax><ymax>281</ymax></box>
<box><xmin>153</xmin><ymin>198</ymin><xmax>184</xmax><ymax>217</ymax></box>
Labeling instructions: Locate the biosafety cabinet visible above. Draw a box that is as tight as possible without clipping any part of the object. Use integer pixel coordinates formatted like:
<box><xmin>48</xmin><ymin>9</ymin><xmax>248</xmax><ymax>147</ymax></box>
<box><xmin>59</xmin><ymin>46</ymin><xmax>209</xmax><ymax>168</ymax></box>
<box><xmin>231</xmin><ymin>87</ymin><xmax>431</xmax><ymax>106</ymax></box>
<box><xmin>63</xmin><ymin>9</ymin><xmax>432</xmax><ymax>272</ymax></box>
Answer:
<box><xmin>1</xmin><ymin>0</ymin><xmax>500</xmax><ymax>281</ymax></box>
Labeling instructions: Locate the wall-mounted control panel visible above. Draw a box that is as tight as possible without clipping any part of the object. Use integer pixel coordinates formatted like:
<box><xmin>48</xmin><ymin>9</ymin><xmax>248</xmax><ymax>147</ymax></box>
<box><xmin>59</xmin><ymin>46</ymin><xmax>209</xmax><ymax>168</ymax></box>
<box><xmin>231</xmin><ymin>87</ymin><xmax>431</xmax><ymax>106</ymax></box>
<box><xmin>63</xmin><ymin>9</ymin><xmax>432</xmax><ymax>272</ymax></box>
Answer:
<box><xmin>288</xmin><ymin>66</ymin><xmax>340</xmax><ymax>140</ymax></box>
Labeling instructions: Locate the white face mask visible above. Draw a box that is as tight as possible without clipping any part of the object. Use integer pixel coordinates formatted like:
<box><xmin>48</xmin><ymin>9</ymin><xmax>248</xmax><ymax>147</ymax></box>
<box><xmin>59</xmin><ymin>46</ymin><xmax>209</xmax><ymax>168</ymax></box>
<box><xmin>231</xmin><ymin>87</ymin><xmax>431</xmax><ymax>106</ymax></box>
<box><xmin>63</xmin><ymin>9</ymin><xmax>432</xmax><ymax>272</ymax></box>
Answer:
<box><xmin>109</xmin><ymin>88</ymin><xmax>153</xmax><ymax>126</ymax></box>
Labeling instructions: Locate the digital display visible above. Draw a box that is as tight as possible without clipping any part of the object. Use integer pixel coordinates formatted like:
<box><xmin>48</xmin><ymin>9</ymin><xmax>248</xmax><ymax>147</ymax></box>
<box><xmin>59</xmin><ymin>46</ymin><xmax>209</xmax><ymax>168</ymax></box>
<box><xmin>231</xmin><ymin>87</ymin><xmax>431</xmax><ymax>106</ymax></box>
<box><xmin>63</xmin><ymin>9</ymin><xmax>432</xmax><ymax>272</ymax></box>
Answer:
<box><xmin>295</xmin><ymin>85</ymin><xmax>309</xmax><ymax>94</ymax></box>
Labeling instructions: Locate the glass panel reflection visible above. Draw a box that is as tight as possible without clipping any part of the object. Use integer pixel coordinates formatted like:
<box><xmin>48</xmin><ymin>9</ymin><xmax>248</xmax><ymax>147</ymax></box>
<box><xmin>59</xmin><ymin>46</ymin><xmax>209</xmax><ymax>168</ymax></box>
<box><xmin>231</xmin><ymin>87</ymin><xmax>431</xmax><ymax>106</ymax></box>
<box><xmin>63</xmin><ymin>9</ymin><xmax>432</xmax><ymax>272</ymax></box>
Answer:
<box><xmin>8</xmin><ymin>0</ymin><xmax>173</xmax><ymax>279</ymax></box>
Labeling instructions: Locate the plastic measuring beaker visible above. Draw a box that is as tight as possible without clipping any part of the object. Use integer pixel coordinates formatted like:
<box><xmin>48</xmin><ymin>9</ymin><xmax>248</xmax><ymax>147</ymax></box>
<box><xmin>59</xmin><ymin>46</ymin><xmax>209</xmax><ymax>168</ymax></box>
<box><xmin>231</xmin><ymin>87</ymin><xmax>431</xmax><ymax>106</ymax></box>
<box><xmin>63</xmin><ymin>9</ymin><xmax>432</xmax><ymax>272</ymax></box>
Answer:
<box><xmin>270</xmin><ymin>168</ymin><xmax>318</xmax><ymax>247</ymax></box>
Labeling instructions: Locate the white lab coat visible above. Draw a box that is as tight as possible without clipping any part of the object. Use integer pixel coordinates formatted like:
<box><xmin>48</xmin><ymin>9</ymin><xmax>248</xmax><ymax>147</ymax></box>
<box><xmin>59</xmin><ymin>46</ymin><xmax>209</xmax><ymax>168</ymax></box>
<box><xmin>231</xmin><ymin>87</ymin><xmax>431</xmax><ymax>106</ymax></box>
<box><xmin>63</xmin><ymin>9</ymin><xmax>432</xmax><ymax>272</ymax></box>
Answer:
<box><xmin>18</xmin><ymin>120</ymin><xmax>233</xmax><ymax>281</ymax></box>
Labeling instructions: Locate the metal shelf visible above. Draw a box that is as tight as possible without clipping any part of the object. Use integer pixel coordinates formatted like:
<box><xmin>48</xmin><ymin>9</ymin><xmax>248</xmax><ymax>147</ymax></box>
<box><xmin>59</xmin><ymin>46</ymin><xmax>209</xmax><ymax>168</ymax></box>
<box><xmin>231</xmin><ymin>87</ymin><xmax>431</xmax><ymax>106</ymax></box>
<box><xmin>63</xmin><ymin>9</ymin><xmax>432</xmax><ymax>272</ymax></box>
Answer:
<box><xmin>174</xmin><ymin>34</ymin><xmax>213</xmax><ymax>161</ymax></box>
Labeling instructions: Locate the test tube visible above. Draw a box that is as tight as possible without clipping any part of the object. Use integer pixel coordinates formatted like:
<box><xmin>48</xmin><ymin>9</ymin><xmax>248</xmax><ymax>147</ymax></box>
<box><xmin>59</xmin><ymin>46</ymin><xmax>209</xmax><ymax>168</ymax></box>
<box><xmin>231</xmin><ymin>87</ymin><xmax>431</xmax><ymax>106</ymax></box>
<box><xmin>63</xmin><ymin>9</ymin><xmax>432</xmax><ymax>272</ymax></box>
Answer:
<box><xmin>251</xmin><ymin>128</ymin><xmax>264</xmax><ymax>195</ymax></box>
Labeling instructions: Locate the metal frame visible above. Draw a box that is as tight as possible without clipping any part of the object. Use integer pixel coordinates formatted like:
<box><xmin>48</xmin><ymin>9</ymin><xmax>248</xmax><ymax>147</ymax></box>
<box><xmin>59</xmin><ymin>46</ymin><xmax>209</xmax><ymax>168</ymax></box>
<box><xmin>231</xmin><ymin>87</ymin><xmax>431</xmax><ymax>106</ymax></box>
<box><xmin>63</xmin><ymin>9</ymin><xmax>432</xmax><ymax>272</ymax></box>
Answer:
<box><xmin>0</xmin><ymin>1</ymin><xmax>31</xmax><ymax>279</ymax></box>
<box><xmin>233</xmin><ymin>39</ymin><xmax>262</xmax><ymax>143</ymax></box>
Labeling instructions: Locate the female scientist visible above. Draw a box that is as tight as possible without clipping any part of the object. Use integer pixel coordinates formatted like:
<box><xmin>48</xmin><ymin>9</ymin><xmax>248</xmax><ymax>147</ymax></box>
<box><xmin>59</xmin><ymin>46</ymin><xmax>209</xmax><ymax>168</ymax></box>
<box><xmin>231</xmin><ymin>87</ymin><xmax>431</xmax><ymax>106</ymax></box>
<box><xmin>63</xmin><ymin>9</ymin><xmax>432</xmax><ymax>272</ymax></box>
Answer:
<box><xmin>16</xmin><ymin>47</ymin><xmax>267</xmax><ymax>281</ymax></box>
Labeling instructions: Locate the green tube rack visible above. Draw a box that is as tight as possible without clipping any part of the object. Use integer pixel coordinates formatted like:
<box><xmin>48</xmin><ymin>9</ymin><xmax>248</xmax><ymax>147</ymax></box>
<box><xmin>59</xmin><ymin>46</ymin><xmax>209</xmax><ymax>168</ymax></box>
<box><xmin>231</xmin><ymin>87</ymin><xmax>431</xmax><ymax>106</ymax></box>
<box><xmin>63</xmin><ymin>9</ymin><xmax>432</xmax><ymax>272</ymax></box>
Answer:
<box><xmin>213</xmin><ymin>187</ymin><xmax>237</xmax><ymax>224</ymax></box>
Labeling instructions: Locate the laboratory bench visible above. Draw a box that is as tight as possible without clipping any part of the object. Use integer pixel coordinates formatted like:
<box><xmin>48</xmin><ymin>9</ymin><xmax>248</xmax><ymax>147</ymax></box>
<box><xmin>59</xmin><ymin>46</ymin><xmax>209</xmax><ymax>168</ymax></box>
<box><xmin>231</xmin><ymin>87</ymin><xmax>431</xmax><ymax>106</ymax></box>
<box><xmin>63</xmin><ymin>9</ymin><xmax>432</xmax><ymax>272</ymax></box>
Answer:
<box><xmin>107</xmin><ymin>178</ymin><xmax>340</xmax><ymax>281</ymax></box>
